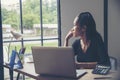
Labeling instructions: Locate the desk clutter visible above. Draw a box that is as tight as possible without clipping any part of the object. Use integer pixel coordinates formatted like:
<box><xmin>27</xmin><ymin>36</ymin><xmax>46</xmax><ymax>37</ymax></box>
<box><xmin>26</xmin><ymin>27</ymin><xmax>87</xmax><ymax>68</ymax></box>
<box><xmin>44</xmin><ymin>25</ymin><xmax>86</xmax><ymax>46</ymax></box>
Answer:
<box><xmin>92</xmin><ymin>64</ymin><xmax>111</xmax><ymax>75</ymax></box>
<box><xmin>7</xmin><ymin>47</ymin><xmax>26</xmax><ymax>69</ymax></box>
<box><xmin>24</xmin><ymin>53</ymin><xmax>33</xmax><ymax>63</ymax></box>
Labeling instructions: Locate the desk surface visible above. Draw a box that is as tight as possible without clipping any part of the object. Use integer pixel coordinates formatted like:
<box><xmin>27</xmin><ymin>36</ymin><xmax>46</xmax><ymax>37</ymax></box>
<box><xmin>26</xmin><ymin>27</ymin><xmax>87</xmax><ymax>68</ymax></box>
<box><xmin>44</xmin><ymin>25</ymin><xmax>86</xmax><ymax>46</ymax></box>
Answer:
<box><xmin>4</xmin><ymin>63</ymin><xmax>118</xmax><ymax>80</ymax></box>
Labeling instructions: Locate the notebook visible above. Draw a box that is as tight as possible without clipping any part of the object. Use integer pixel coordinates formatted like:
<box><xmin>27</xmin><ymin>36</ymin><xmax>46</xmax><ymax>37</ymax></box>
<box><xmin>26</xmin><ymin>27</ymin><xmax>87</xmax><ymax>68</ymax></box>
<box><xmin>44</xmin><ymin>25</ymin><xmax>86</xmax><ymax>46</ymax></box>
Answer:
<box><xmin>31</xmin><ymin>46</ymin><xmax>87</xmax><ymax>79</ymax></box>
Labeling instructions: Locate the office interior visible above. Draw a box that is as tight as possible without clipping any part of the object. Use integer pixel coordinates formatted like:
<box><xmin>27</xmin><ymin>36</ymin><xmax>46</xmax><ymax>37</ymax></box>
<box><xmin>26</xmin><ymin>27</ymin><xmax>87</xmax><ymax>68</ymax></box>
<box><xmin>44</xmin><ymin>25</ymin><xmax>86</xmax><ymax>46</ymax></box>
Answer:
<box><xmin>0</xmin><ymin>0</ymin><xmax>120</xmax><ymax>80</ymax></box>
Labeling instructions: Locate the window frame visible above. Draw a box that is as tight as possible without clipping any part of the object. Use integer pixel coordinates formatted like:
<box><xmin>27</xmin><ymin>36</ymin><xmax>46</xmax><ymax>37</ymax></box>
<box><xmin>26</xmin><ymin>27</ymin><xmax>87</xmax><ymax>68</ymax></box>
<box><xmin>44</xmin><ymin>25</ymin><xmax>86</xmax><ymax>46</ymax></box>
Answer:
<box><xmin>3</xmin><ymin>0</ymin><xmax>61</xmax><ymax>48</ymax></box>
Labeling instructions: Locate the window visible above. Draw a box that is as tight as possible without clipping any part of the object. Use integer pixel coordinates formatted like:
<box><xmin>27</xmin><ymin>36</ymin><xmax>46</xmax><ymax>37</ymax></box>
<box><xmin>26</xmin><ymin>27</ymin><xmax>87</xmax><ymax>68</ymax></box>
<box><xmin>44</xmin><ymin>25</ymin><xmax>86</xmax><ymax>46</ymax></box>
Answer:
<box><xmin>2</xmin><ymin>0</ymin><xmax>61</xmax><ymax>79</ymax></box>
<box><xmin>2</xmin><ymin>0</ymin><xmax>61</xmax><ymax>54</ymax></box>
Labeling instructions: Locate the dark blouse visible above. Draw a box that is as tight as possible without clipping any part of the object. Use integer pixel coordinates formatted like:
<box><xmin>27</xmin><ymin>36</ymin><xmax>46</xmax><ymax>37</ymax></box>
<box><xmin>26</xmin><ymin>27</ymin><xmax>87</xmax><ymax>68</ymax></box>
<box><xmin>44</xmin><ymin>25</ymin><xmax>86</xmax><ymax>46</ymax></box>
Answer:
<box><xmin>72</xmin><ymin>32</ymin><xmax>110</xmax><ymax>66</ymax></box>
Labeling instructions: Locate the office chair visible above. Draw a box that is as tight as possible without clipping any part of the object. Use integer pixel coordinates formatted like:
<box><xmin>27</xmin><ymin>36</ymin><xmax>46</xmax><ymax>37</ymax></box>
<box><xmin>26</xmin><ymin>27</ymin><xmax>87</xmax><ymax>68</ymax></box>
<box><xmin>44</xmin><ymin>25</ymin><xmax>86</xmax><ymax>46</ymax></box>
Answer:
<box><xmin>75</xmin><ymin>56</ymin><xmax>97</xmax><ymax>69</ymax></box>
<box><xmin>75</xmin><ymin>56</ymin><xmax>118</xmax><ymax>70</ymax></box>
<box><xmin>109</xmin><ymin>56</ymin><xmax>118</xmax><ymax>70</ymax></box>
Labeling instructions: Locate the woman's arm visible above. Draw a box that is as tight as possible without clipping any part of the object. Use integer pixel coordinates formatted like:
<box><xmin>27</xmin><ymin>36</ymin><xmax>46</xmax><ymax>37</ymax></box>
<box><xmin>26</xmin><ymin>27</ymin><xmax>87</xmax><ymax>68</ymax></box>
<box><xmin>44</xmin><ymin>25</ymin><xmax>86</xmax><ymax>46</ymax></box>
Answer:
<box><xmin>64</xmin><ymin>39</ymin><xmax>69</xmax><ymax>46</ymax></box>
<box><xmin>64</xmin><ymin>28</ymin><xmax>74</xmax><ymax>46</ymax></box>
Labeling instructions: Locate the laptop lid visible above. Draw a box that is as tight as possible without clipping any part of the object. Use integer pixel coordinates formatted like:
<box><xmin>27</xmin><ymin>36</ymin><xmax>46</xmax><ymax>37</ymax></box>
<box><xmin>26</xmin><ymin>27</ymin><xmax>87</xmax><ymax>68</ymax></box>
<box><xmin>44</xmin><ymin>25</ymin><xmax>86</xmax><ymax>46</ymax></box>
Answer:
<box><xmin>31</xmin><ymin>46</ymin><xmax>86</xmax><ymax>79</ymax></box>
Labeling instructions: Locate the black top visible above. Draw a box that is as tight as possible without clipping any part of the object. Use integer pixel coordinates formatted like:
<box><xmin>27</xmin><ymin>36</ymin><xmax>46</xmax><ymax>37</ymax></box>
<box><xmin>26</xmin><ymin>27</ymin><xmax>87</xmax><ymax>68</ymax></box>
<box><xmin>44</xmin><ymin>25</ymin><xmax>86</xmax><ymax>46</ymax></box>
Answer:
<box><xmin>72</xmin><ymin>32</ymin><xmax>110</xmax><ymax>66</ymax></box>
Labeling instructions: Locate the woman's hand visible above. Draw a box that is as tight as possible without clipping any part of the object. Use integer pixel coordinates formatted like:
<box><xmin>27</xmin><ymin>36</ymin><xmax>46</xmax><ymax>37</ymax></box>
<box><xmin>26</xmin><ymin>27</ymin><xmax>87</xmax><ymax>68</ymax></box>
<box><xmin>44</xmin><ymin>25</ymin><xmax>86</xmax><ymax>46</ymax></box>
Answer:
<box><xmin>65</xmin><ymin>27</ymin><xmax>74</xmax><ymax>40</ymax></box>
<box><xmin>64</xmin><ymin>27</ymin><xmax>74</xmax><ymax>46</ymax></box>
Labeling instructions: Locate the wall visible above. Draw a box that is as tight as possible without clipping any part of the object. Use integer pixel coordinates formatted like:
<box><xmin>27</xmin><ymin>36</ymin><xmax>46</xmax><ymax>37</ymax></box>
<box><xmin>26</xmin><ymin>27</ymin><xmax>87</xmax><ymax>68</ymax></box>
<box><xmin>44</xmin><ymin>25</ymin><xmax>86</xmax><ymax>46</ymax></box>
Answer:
<box><xmin>61</xmin><ymin>0</ymin><xmax>104</xmax><ymax>45</ymax></box>
<box><xmin>60</xmin><ymin>0</ymin><xmax>120</xmax><ymax>60</ymax></box>
<box><xmin>108</xmin><ymin>0</ymin><xmax>120</xmax><ymax>60</ymax></box>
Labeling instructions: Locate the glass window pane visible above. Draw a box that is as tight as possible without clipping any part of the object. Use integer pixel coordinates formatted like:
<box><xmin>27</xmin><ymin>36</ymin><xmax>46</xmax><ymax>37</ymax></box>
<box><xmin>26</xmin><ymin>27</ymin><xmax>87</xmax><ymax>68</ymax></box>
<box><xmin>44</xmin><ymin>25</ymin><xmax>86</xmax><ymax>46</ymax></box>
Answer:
<box><xmin>22</xmin><ymin>0</ymin><xmax>41</xmax><ymax>40</ymax></box>
<box><xmin>43</xmin><ymin>40</ymin><xmax>58</xmax><ymax>47</ymax></box>
<box><xmin>24</xmin><ymin>41</ymin><xmax>41</xmax><ymax>54</ymax></box>
<box><xmin>42</xmin><ymin>0</ymin><xmax>58</xmax><ymax>38</ymax></box>
<box><xmin>2</xmin><ymin>0</ymin><xmax>20</xmax><ymax>42</ymax></box>
<box><xmin>2</xmin><ymin>0</ymin><xmax>59</xmax><ymax>79</ymax></box>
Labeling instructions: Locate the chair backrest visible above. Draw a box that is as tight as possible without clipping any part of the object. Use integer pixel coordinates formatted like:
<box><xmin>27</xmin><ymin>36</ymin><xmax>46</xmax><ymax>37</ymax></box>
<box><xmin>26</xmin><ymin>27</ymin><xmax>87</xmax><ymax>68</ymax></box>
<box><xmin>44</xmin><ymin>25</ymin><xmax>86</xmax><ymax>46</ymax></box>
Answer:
<box><xmin>75</xmin><ymin>56</ymin><xmax>97</xmax><ymax>69</ymax></box>
<box><xmin>75</xmin><ymin>56</ymin><xmax>118</xmax><ymax>70</ymax></box>
<box><xmin>109</xmin><ymin>56</ymin><xmax>117</xmax><ymax>70</ymax></box>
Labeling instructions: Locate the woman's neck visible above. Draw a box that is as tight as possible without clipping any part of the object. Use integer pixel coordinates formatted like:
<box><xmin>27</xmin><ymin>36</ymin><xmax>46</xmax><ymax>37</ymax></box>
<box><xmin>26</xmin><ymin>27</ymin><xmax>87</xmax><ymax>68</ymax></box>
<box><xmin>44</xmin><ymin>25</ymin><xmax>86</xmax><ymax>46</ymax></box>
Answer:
<box><xmin>80</xmin><ymin>36</ymin><xmax>88</xmax><ymax>45</ymax></box>
<box><xmin>80</xmin><ymin>37</ymin><xmax>90</xmax><ymax>53</ymax></box>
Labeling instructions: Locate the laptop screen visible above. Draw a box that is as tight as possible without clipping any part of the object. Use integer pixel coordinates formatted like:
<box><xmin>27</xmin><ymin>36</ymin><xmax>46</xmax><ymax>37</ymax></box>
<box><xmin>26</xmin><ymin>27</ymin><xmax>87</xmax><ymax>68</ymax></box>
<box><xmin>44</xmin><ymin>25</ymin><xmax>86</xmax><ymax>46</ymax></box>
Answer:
<box><xmin>32</xmin><ymin>46</ymin><xmax>87</xmax><ymax>79</ymax></box>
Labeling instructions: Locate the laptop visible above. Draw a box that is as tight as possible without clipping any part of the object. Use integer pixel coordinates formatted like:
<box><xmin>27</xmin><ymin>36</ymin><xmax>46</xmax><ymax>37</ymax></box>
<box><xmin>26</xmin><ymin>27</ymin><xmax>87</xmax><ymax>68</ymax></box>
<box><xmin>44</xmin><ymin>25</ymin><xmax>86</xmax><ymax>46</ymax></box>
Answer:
<box><xmin>31</xmin><ymin>46</ymin><xmax>87</xmax><ymax>79</ymax></box>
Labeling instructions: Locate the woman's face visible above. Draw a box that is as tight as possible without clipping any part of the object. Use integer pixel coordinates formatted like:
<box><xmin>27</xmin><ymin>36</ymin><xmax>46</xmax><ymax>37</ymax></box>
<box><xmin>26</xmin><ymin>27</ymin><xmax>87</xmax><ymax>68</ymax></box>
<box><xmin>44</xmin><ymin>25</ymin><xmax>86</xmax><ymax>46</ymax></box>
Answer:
<box><xmin>72</xmin><ymin>17</ymin><xmax>86</xmax><ymax>37</ymax></box>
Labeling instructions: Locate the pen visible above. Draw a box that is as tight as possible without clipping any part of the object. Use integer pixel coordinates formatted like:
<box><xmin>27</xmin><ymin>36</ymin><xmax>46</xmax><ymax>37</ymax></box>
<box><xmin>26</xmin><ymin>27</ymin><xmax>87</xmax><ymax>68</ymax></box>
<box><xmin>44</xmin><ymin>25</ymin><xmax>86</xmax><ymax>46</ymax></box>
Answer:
<box><xmin>94</xmin><ymin>77</ymin><xmax>112</xmax><ymax>79</ymax></box>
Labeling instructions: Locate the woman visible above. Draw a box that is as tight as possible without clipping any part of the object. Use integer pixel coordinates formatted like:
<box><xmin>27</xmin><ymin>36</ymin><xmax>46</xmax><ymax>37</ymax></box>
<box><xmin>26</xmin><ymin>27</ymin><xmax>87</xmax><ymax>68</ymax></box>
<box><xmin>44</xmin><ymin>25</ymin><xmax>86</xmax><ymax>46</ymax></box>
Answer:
<box><xmin>64</xmin><ymin>12</ymin><xmax>110</xmax><ymax>66</ymax></box>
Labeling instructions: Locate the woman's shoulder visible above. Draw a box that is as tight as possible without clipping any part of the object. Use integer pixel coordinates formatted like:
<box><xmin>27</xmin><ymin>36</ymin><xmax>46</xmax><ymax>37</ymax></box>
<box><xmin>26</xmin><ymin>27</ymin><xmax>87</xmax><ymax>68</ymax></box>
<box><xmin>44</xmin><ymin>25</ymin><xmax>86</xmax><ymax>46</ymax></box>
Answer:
<box><xmin>90</xmin><ymin>32</ymin><xmax>103</xmax><ymax>44</ymax></box>
<box><xmin>91</xmin><ymin>32</ymin><xmax>104</xmax><ymax>45</ymax></box>
<box><xmin>93</xmin><ymin>32</ymin><xmax>103</xmax><ymax>40</ymax></box>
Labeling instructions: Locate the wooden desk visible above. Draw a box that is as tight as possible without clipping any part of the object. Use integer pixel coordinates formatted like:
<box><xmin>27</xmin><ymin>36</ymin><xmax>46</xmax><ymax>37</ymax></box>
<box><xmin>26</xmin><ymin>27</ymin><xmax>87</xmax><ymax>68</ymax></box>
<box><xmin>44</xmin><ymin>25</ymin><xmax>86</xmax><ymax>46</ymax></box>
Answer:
<box><xmin>4</xmin><ymin>63</ymin><xmax>117</xmax><ymax>80</ymax></box>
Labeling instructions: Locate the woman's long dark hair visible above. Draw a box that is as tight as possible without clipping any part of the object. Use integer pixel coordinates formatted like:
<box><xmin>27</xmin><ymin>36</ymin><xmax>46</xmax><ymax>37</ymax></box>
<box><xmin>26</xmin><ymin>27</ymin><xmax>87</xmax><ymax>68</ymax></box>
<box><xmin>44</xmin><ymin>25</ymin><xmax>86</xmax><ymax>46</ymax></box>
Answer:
<box><xmin>77</xmin><ymin>12</ymin><xmax>97</xmax><ymax>40</ymax></box>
